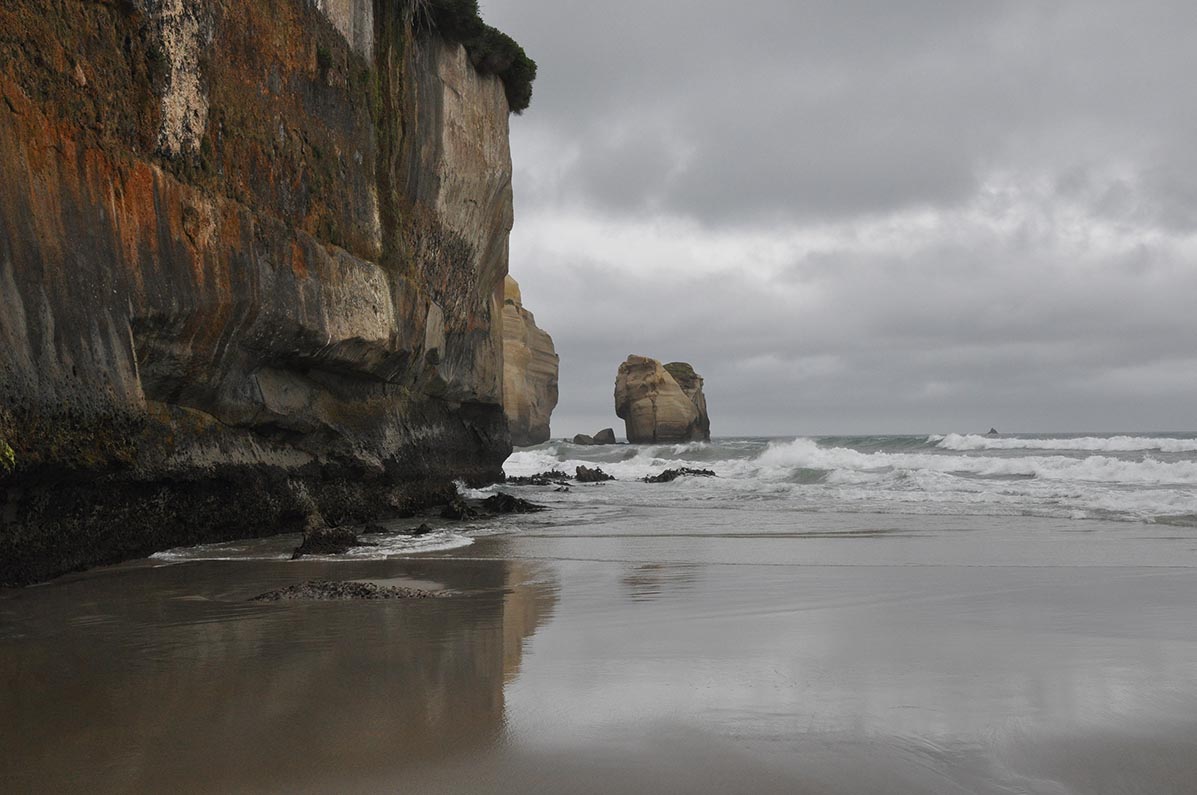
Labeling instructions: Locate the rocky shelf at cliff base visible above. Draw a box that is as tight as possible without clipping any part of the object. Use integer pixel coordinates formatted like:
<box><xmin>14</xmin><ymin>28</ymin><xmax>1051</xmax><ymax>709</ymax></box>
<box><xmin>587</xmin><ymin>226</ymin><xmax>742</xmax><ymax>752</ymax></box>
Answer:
<box><xmin>0</xmin><ymin>0</ymin><xmax>539</xmax><ymax>585</ymax></box>
<box><xmin>614</xmin><ymin>356</ymin><xmax>712</xmax><ymax>444</ymax></box>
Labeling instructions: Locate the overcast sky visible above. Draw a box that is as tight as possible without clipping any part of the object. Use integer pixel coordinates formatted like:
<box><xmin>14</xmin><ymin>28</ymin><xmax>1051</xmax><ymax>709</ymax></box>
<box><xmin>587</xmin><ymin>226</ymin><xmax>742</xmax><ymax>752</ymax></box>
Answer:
<box><xmin>483</xmin><ymin>0</ymin><xmax>1197</xmax><ymax>436</ymax></box>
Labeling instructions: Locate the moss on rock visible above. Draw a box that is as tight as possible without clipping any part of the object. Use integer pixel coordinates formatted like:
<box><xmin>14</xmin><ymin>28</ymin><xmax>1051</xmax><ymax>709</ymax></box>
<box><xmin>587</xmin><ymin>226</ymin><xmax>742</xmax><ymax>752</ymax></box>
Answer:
<box><xmin>664</xmin><ymin>362</ymin><xmax>697</xmax><ymax>381</ymax></box>
<box><xmin>0</xmin><ymin>439</ymin><xmax>14</xmax><ymax>475</ymax></box>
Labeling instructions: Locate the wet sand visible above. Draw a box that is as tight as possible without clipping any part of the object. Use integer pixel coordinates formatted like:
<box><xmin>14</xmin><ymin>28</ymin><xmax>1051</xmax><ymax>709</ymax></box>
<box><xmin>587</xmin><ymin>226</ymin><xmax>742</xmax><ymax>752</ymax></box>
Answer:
<box><xmin>4</xmin><ymin>511</ymin><xmax>1197</xmax><ymax>793</ymax></box>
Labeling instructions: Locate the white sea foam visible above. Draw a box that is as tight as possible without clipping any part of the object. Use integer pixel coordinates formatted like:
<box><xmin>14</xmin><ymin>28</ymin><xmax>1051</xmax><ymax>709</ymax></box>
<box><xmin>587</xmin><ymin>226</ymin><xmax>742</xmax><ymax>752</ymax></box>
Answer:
<box><xmin>757</xmin><ymin>438</ymin><xmax>1197</xmax><ymax>485</ymax></box>
<box><xmin>150</xmin><ymin>530</ymin><xmax>475</xmax><ymax>563</ymax></box>
<box><xmin>504</xmin><ymin>444</ymin><xmax>729</xmax><ymax>482</ymax></box>
<box><xmin>934</xmin><ymin>433</ymin><xmax>1197</xmax><ymax>453</ymax></box>
<box><xmin>503</xmin><ymin>436</ymin><xmax>1197</xmax><ymax>527</ymax></box>
<box><xmin>150</xmin><ymin>547</ymin><xmax>292</xmax><ymax>563</ymax></box>
<box><xmin>341</xmin><ymin>531</ymin><xmax>475</xmax><ymax>558</ymax></box>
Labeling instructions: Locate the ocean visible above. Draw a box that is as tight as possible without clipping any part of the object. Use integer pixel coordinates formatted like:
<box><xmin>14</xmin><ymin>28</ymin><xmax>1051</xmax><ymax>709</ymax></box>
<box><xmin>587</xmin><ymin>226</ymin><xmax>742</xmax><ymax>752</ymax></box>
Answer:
<box><xmin>5</xmin><ymin>432</ymin><xmax>1197</xmax><ymax>793</ymax></box>
<box><xmin>505</xmin><ymin>432</ymin><xmax>1197</xmax><ymax>529</ymax></box>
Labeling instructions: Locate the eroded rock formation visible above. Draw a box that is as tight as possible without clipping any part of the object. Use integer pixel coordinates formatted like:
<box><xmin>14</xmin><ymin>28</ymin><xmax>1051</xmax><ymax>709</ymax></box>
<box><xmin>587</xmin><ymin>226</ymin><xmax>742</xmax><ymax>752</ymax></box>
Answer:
<box><xmin>614</xmin><ymin>356</ymin><xmax>711</xmax><ymax>444</ymax></box>
<box><xmin>502</xmin><ymin>275</ymin><xmax>559</xmax><ymax>446</ymax></box>
<box><xmin>0</xmin><ymin>1</ymin><xmax>525</xmax><ymax>584</ymax></box>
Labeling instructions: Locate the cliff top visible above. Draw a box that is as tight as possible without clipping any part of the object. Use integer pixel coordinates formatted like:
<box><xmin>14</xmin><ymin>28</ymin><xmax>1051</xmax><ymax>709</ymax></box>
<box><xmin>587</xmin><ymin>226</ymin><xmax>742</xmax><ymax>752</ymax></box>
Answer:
<box><xmin>416</xmin><ymin>0</ymin><xmax>537</xmax><ymax>113</ymax></box>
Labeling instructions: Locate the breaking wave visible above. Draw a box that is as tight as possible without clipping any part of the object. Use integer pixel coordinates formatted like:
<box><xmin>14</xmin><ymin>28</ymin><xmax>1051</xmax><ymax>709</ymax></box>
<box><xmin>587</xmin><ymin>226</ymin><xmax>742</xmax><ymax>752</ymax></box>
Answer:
<box><xmin>150</xmin><ymin>530</ymin><xmax>475</xmax><ymax>563</ymax></box>
<box><xmin>505</xmin><ymin>433</ymin><xmax>1197</xmax><ymax>526</ymax></box>
<box><xmin>759</xmin><ymin>437</ymin><xmax>1197</xmax><ymax>485</ymax></box>
<box><xmin>931</xmin><ymin>433</ymin><xmax>1197</xmax><ymax>453</ymax></box>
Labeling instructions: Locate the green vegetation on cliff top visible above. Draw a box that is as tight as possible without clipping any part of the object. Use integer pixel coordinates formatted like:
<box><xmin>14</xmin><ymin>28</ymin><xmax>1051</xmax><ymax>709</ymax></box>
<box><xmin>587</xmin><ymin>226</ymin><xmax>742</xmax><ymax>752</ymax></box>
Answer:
<box><xmin>0</xmin><ymin>439</ymin><xmax>14</xmax><ymax>475</ymax></box>
<box><xmin>414</xmin><ymin>0</ymin><xmax>537</xmax><ymax>113</ymax></box>
<box><xmin>664</xmin><ymin>362</ymin><xmax>698</xmax><ymax>381</ymax></box>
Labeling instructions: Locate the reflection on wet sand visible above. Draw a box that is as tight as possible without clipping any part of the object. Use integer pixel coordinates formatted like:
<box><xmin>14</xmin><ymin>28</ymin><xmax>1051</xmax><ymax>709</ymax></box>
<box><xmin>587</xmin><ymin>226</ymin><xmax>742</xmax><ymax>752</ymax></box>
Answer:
<box><xmin>0</xmin><ymin>557</ymin><xmax>557</xmax><ymax>793</ymax></box>
<box><xmin>620</xmin><ymin>562</ymin><xmax>702</xmax><ymax>602</ymax></box>
<box><xmin>7</xmin><ymin>508</ymin><xmax>1197</xmax><ymax>794</ymax></box>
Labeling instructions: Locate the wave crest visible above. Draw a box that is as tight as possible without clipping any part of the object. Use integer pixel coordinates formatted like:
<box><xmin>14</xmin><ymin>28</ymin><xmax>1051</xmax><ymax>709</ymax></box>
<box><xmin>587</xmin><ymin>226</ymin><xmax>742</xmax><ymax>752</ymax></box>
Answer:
<box><xmin>934</xmin><ymin>433</ymin><xmax>1197</xmax><ymax>453</ymax></box>
<box><xmin>758</xmin><ymin>438</ymin><xmax>1197</xmax><ymax>485</ymax></box>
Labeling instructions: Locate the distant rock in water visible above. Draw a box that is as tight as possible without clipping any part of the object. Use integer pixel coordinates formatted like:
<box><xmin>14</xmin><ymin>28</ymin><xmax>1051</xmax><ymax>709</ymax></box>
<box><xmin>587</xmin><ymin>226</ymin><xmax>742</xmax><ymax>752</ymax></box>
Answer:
<box><xmin>502</xmin><ymin>276</ymin><xmax>560</xmax><ymax>446</ymax></box>
<box><xmin>987</xmin><ymin>428</ymin><xmax>1000</xmax><ymax>436</ymax></box>
<box><xmin>253</xmin><ymin>580</ymin><xmax>447</xmax><ymax>601</ymax></box>
<box><xmin>615</xmin><ymin>356</ymin><xmax>711</xmax><ymax>443</ymax></box>
<box><xmin>643</xmin><ymin>468</ymin><xmax>716</xmax><ymax>484</ymax></box>
<box><xmin>576</xmin><ymin>465</ymin><xmax>615</xmax><ymax>483</ymax></box>
<box><xmin>291</xmin><ymin>526</ymin><xmax>371</xmax><ymax>559</ymax></box>
<box><xmin>573</xmin><ymin>428</ymin><xmax>617</xmax><ymax>446</ymax></box>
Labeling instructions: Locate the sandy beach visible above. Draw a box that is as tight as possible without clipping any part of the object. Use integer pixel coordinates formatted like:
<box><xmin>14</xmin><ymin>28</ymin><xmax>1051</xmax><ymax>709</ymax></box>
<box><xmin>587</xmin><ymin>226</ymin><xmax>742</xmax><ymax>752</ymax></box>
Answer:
<box><xmin>5</xmin><ymin>497</ymin><xmax>1197</xmax><ymax>794</ymax></box>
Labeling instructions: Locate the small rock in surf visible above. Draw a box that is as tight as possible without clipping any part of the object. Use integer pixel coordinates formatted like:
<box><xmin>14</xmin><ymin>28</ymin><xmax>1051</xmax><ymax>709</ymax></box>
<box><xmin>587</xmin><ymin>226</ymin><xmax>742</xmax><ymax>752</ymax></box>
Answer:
<box><xmin>291</xmin><ymin>526</ymin><xmax>372</xmax><ymax>559</ymax></box>
<box><xmin>441</xmin><ymin>497</ymin><xmax>480</xmax><ymax>521</ymax></box>
<box><xmin>506</xmin><ymin>470</ymin><xmax>571</xmax><ymax>486</ymax></box>
<box><xmin>643</xmin><ymin>468</ymin><xmax>716</xmax><ymax>484</ymax></box>
<box><xmin>482</xmin><ymin>493</ymin><xmax>547</xmax><ymax>514</ymax></box>
<box><xmin>576</xmin><ymin>465</ymin><xmax>615</xmax><ymax>483</ymax></box>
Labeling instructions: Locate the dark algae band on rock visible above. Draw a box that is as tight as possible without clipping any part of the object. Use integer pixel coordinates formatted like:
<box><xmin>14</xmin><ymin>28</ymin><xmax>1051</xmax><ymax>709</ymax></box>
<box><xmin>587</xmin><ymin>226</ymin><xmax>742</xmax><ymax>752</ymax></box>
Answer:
<box><xmin>0</xmin><ymin>0</ymin><xmax>535</xmax><ymax>585</ymax></box>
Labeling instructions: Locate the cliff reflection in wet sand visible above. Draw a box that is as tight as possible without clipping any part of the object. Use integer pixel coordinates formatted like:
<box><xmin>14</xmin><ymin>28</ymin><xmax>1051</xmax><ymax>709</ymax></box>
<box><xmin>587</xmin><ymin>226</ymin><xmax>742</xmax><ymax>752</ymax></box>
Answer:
<box><xmin>0</xmin><ymin>557</ymin><xmax>557</xmax><ymax>793</ymax></box>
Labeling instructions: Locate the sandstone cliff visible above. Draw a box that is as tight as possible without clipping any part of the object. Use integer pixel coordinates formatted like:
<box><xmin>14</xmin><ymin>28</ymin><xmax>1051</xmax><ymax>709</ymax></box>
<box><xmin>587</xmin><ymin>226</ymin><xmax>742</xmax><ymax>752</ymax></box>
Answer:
<box><xmin>502</xmin><ymin>276</ymin><xmax>559</xmax><ymax>446</ymax></box>
<box><xmin>0</xmin><ymin>0</ymin><xmax>526</xmax><ymax>584</ymax></box>
<box><xmin>614</xmin><ymin>356</ymin><xmax>711</xmax><ymax>444</ymax></box>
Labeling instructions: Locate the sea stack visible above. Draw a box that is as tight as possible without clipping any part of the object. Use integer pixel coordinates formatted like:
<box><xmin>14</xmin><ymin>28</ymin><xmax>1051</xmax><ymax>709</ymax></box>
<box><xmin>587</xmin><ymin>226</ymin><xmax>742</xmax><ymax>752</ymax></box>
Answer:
<box><xmin>614</xmin><ymin>356</ymin><xmax>711</xmax><ymax>443</ymax></box>
<box><xmin>502</xmin><ymin>276</ymin><xmax>560</xmax><ymax>446</ymax></box>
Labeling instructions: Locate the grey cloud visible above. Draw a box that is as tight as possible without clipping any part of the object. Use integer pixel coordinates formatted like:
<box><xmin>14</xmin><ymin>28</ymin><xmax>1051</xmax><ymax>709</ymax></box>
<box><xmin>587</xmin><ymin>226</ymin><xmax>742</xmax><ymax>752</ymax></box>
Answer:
<box><xmin>483</xmin><ymin>0</ymin><xmax>1197</xmax><ymax>435</ymax></box>
<box><xmin>491</xmin><ymin>0</ymin><xmax>1197</xmax><ymax>227</ymax></box>
<box><xmin>518</xmin><ymin>226</ymin><xmax>1197</xmax><ymax>435</ymax></box>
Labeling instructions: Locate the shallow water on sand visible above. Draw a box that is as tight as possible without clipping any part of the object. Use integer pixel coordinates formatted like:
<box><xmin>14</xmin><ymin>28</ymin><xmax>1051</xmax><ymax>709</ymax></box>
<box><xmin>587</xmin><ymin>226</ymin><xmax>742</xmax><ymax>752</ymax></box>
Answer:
<box><xmin>5</xmin><ymin>439</ymin><xmax>1197</xmax><ymax>793</ymax></box>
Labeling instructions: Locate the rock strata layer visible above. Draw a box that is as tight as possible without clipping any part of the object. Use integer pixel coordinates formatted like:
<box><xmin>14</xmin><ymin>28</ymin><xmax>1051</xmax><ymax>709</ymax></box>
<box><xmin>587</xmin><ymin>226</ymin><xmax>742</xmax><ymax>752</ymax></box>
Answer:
<box><xmin>614</xmin><ymin>356</ymin><xmax>712</xmax><ymax>444</ymax></box>
<box><xmin>502</xmin><ymin>276</ymin><xmax>559</xmax><ymax>446</ymax></box>
<box><xmin>0</xmin><ymin>1</ymin><xmax>522</xmax><ymax>584</ymax></box>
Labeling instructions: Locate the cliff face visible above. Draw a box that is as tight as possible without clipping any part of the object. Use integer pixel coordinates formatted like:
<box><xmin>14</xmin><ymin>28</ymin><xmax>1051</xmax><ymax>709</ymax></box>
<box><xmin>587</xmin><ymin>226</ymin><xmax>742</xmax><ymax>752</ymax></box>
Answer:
<box><xmin>502</xmin><ymin>276</ymin><xmax>559</xmax><ymax>446</ymax></box>
<box><xmin>0</xmin><ymin>0</ymin><xmax>517</xmax><ymax>584</ymax></box>
<box><xmin>614</xmin><ymin>356</ymin><xmax>711</xmax><ymax>444</ymax></box>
